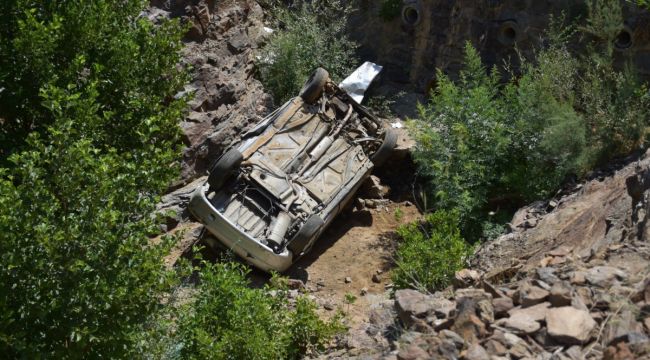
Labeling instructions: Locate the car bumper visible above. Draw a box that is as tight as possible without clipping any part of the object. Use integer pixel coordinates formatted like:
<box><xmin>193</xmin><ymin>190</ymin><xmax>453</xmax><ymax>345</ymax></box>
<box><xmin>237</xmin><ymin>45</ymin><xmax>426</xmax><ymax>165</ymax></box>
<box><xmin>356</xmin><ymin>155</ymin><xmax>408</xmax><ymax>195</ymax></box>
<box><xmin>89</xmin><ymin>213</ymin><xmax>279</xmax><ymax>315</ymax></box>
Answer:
<box><xmin>188</xmin><ymin>184</ymin><xmax>294</xmax><ymax>272</ymax></box>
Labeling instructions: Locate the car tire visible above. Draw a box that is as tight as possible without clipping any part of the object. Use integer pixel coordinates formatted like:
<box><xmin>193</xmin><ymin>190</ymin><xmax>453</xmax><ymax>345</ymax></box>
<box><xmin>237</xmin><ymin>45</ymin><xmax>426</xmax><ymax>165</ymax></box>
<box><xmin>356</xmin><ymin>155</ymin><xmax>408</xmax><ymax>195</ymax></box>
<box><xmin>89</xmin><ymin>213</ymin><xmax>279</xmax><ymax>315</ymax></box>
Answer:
<box><xmin>371</xmin><ymin>128</ymin><xmax>398</xmax><ymax>167</ymax></box>
<box><xmin>208</xmin><ymin>149</ymin><xmax>243</xmax><ymax>190</ymax></box>
<box><xmin>288</xmin><ymin>214</ymin><xmax>324</xmax><ymax>256</ymax></box>
<box><xmin>299</xmin><ymin>68</ymin><xmax>329</xmax><ymax>104</ymax></box>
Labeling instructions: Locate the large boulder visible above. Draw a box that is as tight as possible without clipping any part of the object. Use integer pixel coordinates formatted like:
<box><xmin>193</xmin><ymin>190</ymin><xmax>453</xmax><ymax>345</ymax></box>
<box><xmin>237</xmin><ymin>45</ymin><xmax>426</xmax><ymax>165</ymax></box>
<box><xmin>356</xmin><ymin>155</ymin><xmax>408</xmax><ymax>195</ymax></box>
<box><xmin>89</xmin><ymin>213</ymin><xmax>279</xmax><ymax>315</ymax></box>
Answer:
<box><xmin>546</xmin><ymin>307</ymin><xmax>597</xmax><ymax>345</ymax></box>
<box><xmin>394</xmin><ymin>289</ymin><xmax>434</xmax><ymax>327</ymax></box>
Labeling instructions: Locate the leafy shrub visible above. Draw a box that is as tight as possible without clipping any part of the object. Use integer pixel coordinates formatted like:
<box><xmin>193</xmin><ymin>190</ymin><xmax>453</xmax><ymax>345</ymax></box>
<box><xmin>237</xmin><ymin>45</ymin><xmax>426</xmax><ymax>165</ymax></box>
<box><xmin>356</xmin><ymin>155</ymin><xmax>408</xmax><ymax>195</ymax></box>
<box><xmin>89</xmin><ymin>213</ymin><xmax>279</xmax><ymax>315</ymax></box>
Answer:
<box><xmin>410</xmin><ymin>44</ymin><xmax>512</xmax><ymax>236</ymax></box>
<box><xmin>257</xmin><ymin>1</ymin><xmax>358</xmax><ymax>103</ymax></box>
<box><xmin>0</xmin><ymin>0</ymin><xmax>187</xmax><ymax>163</ymax></box>
<box><xmin>379</xmin><ymin>0</ymin><xmax>402</xmax><ymax>21</ymax></box>
<box><xmin>410</xmin><ymin>5</ymin><xmax>649</xmax><ymax>239</ymax></box>
<box><xmin>176</xmin><ymin>262</ymin><xmax>343</xmax><ymax>359</ymax></box>
<box><xmin>0</xmin><ymin>0</ymin><xmax>187</xmax><ymax>357</ymax></box>
<box><xmin>392</xmin><ymin>210</ymin><xmax>472</xmax><ymax>293</ymax></box>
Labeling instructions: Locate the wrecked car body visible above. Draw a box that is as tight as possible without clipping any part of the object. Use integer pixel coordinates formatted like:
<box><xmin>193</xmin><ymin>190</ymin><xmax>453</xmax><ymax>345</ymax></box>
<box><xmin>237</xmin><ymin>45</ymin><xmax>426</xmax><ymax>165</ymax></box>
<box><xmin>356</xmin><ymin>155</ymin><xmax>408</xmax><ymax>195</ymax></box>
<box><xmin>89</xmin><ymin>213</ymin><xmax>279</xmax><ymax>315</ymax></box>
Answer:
<box><xmin>189</xmin><ymin>67</ymin><xmax>396</xmax><ymax>272</ymax></box>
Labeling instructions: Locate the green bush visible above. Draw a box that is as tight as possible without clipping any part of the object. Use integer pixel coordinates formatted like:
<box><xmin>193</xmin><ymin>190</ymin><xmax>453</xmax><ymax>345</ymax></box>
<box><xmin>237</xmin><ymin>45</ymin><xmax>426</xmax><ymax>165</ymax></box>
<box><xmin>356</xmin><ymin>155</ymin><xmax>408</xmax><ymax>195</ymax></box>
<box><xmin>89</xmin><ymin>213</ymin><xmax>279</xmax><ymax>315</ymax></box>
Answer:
<box><xmin>410</xmin><ymin>44</ymin><xmax>512</xmax><ymax>236</ymax></box>
<box><xmin>257</xmin><ymin>1</ymin><xmax>358</xmax><ymax>103</ymax></box>
<box><xmin>176</xmin><ymin>262</ymin><xmax>344</xmax><ymax>359</ymax></box>
<box><xmin>0</xmin><ymin>0</ymin><xmax>187</xmax><ymax>163</ymax></box>
<box><xmin>409</xmin><ymin>5</ymin><xmax>649</xmax><ymax>239</ymax></box>
<box><xmin>379</xmin><ymin>0</ymin><xmax>402</xmax><ymax>21</ymax></box>
<box><xmin>392</xmin><ymin>210</ymin><xmax>472</xmax><ymax>293</ymax></box>
<box><xmin>0</xmin><ymin>0</ymin><xmax>187</xmax><ymax>357</ymax></box>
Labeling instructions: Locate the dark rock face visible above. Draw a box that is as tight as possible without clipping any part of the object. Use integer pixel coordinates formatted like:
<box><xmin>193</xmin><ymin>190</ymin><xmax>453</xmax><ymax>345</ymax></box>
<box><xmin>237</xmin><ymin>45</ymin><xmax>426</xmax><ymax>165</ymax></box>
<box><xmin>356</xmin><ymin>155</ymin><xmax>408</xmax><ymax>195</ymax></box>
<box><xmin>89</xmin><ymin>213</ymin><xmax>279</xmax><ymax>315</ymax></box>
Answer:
<box><xmin>350</xmin><ymin>0</ymin><xmax>650</xmax><ymax>92</ymax></box>
<box><xmin>151</xmin><ymin>0</ymin><xmax>273</xmax><ymax>184</ymax></box>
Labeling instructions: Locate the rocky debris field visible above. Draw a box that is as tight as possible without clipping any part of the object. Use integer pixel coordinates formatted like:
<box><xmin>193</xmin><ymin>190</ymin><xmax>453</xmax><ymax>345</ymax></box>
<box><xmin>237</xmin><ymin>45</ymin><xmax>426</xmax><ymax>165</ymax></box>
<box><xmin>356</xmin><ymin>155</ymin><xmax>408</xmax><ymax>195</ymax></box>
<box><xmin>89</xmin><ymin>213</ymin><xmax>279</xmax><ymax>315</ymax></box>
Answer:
<box><xmin>317</xmin><ymin>152</ymin><xmax>650</xmax><ymax>359</ymax></box>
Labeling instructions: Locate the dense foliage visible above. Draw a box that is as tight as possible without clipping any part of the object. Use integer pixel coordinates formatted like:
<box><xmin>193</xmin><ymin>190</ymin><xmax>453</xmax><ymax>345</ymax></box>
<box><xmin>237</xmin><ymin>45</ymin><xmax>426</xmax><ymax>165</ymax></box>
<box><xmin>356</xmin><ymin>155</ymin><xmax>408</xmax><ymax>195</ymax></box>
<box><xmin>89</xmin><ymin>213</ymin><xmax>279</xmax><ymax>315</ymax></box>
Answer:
<box><xmin>173</xmin><ymin>262</ymin><xmax>343</xmax><ymax>360</ymax></box>
<box><xmin>257</xmin><ymin>0</ymin><xmax>358</xmax><ymax>103</ymax></box>
<box><xmin>409</xmin><ymin>5</ymin><xmax>649</xmax><ymax>239</ymax></box>
<box><xmin>0</xmin><ymin>0</ymin><xmax>188</xmax><ymax>356</ymax></box>
<box><xmin>392</xmin><ymin>210</ymin><xmax>472</xmax><ymax>293</ymax></box>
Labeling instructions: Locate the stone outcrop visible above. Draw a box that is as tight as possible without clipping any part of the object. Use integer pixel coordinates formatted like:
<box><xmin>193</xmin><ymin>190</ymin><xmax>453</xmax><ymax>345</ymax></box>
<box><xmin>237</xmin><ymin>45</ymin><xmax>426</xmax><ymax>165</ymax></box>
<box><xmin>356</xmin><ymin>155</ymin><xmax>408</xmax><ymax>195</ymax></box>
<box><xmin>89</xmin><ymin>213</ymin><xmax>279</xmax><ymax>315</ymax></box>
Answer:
<box><xmin>150</xmin><ymin>0</ymin><xmax>273</xmax><ymax>184</ymax></box>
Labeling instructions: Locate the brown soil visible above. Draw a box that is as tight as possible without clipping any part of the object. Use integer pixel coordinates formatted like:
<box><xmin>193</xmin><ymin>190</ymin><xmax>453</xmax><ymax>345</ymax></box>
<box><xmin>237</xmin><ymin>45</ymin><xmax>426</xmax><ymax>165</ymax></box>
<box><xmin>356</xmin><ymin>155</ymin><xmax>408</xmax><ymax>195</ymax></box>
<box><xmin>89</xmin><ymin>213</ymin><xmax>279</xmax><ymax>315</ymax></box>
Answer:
<box><xmin>285</xmin><ymin>201</ymin><xmax>421</xmax><ymax>325</ymax></box>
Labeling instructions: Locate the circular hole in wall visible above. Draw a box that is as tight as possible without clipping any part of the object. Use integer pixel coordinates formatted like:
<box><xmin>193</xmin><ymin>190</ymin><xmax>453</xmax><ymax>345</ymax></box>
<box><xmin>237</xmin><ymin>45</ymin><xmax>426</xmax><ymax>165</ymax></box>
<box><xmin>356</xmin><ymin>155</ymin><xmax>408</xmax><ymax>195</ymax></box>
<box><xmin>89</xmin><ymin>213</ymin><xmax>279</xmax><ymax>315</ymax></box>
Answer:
<box><xmin>498</xmin><ymin>21</ymin><xmax>519</xmax><ymax>46</ymax></box>
<box><xmin>402</xmin><ymin>6</ymin><xmax>421</xmax><ymax>26</ymax></box>
<box><xmin>615</xmin><ymin>28</ymin><xmax>633</xmax><ymax>50</ymax></box>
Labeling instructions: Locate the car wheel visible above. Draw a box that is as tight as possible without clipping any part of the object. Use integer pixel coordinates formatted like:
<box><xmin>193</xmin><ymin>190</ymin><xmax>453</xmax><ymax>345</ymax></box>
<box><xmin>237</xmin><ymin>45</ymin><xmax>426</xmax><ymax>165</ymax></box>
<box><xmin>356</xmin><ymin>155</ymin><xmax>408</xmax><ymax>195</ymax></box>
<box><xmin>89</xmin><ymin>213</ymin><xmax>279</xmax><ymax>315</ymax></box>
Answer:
<box><xmin>299</xmin><ymin>68</ymin><xmax>329</xmax><ymax>104</ymax></box>
<box><xmin>208</xmin><ymin>149</ymin><xmax>243</xmax><ymax>190</ymax></box>
<box><xmin>371</xmin><ymin>127</ymin><xmax>398</xmax><ymax>167</ymax></box>
<box><xmin>288</xmin><ymin>214</ymin><xmax>324</xmax><ymax>256</ymax></box>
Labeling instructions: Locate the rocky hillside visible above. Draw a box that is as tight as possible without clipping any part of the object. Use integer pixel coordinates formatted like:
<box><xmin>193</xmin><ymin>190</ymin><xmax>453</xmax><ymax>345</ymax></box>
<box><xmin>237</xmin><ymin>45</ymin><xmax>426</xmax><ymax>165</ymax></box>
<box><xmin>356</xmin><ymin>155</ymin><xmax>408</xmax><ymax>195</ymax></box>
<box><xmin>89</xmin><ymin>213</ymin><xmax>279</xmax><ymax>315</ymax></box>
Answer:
<box><xmin>149</xmin><ymin>0</ymin><xmax>273</xmax><ymax>184</ymax></box>
<box><xmin>320</xmin><ymin>152</ymin><xmax>650</xmax><ymax>359</ymax></box>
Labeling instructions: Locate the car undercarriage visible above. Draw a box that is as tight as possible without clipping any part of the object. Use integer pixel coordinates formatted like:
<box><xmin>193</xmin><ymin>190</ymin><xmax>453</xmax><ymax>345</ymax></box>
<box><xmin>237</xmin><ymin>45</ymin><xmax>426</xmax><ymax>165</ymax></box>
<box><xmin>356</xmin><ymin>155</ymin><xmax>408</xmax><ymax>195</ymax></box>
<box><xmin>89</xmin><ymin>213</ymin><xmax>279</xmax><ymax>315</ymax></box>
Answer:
<box><xmin>189</xmin><ymin>67</ymin><xmax>396</xmax><ymax>271</ymax></box>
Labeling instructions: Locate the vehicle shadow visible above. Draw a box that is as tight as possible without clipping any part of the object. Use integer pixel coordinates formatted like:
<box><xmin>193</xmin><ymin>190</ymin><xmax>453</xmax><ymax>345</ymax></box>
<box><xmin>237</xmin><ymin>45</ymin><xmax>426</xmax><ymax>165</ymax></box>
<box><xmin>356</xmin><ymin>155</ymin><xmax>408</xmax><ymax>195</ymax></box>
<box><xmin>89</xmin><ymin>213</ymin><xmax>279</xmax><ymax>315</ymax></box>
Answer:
<box><xmin>366</xmin><ymin>230</ymin><xmax>400</xmax><ymax>274</ymax></box>
<box><xmin>285</xmin><ymin>207</ymin><xmax>374</xmax><ymax>283</ymax></box>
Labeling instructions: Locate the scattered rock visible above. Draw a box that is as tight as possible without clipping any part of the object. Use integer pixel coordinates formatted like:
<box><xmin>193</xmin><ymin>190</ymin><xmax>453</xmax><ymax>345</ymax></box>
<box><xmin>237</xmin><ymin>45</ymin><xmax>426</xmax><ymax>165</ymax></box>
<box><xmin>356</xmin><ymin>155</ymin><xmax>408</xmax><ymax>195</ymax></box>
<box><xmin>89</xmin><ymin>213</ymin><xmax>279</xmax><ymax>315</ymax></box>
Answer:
<box><xmin>485</xmin><ymin>339</ymin><xmax>508</xmax><ymax>356</ymax></box>
<box><xmin>549</xmin><ymin>281</ymin><xmax>573</xmax><ymax>307</ymax></box>
<box><xmin>287</xmin><ymin>279</ymin><xmax>305</xmax><ymax>290</ymax></box>
<box><xmin>498</xmin><ymin>312</ymin><xmax>541</xmax><ymax>334</ymax></box>
<box><xmin>482</xmin><ymin>281</ymin><xmax>507</xmax><ymax>299</ymax></box>
<box><xmin>632</xmin><ymin>277</ymin><xmax>650</xmax><ymax>303</ymax></box>
<box><xmin>573</xmin><ymin>286</ymin><xmax>594</xmax><ymax>309</ymax></box>
<box><xmin>604</xmin><ymin>310</ymin><xmax>646</xmax><ymax>346</ymax></box>
<box><xmin>507</xmin><ymin>301</ymin><xmax>551</xmax><ymax>322</ymax></box>
<box><xmin>603</xmin><ymin>342</ymin><xmax>635</xmax><ymax>360</ymax></box>
<box><xmin>372</xmin><ymin>273</ymin><xmax>383</xmax><ymax>283</ymax></box>
<box><xmin>501</xmin><ymin>332</ymin><xmax>532</xmax><ymax>358</ymax></box>
<box><xmin>536</xmin><ymin>267</ymin><xmax>560</xmax><ymax>284</ymax></box>
<box><xmin>431</xmin><ymin>298</ymin><xmax>457</xmax><ymax>319</ymax></box>
<box><xmin>532</xmin><ymin>279</ymin><xmax>552</xmax><ymax>291</ymax></box>
<box><xmin>397</xmin><ymin>343</ymin><xmax>429</xmax><ymax>360</ymax></box>
<box><xmin>451</xmin><ymin>298</ymin><xmax>486</xmax><ymax>344</ymax></box>
<box><xmin>439</xmin><ymin>330</ymin><xmax>465</xmax><ymax>349</ymax></box>
<box><xmin>477</xmin><ymin>299</ymin><xmax>494</xmax><ymax>323</ymax></box>
<box><xmin>547</xmin><ymin>246</ymin><xmax>571</xmax><ymax>257</ymax></box>
<box><xmin>395</xmin><ymin>289</ymin><xmax>433</xmax><ymax>327</ymax></box>
<box><xmin>585</xmin><ymin>266</ymin><xmax>627</xmax><ymax>288</ymax></box>
<box><xmin>454</xmin><ymin>269</ymin><xmax>481</xmax><ymax>288</ymax></box>
<box><xmin>518</xmin><ymin>281</ymin><xmax>550</xmax><ymax>307</ymax></box>
<box><xmin>463</xmin><ymin>344</ymin><xmax>490</xmax><ymax>360</ymax></box>
<box><xmin>431</xmin><ymin>317</ymin><xmax>454</xmax><ymax>331</ymax></box>
<box><xmin>546</xmin><ymin>306</ymin><xmax>597</xmax><ymax>345</ymax></box>
<box><xmin>455</xmin><ymin>288</ymin><xmax>492</xmax><ymax>303</ymax></box>
<box><xmin>360</xmin><ymin>287</ymin><xmax>368</xmax><ymax>296</ymax></box>
<box><xmin>493</xmin><ymin>297</ymin><xmax>514</xmax><ymax>318</ymax></box>
<box><xmin>345</xmin><ymin>276</ymin><xmax>352</xmax><ymax>284</ymax></box>
<box><xmin>571</xmin><ymin>271</ymin><xmax>587</xmax><ymax>285</ymax></box>
<box><xmin>360</xmin><ymin>175</ymin><xmax>390</xmax><ymax>199</ymax></box>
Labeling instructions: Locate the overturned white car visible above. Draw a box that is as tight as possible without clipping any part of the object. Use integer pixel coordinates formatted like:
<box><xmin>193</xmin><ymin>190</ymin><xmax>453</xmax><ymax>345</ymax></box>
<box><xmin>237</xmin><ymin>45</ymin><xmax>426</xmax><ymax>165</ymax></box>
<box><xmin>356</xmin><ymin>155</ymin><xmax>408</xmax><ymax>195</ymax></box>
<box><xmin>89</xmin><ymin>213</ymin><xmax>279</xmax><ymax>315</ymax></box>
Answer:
<box><xmin>188</xmin><ymin>67</ymin><xmax>396</xmax><ymax>272</ymax></box>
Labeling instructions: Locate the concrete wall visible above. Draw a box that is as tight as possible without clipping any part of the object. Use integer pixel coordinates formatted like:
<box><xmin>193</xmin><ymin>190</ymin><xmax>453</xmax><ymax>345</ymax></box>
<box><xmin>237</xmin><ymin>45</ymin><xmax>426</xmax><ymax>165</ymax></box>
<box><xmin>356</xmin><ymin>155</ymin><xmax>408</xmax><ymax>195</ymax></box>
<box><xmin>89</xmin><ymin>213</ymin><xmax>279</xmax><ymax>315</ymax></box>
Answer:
<box><xmin>349</xmin><ymin>0</ymin><xmax>650</xmax><ymax>93</ymax></box>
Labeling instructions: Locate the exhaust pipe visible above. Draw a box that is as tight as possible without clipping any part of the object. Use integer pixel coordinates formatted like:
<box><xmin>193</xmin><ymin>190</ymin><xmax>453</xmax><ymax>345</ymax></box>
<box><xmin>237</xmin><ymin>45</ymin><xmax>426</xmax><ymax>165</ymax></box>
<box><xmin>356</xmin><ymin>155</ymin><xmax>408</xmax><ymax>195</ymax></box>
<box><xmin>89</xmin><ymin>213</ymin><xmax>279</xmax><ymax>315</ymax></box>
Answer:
<box><xmin>267</xmin><ymin>211</ymin><xmax>292</xmax><ymax>248</ymax></box>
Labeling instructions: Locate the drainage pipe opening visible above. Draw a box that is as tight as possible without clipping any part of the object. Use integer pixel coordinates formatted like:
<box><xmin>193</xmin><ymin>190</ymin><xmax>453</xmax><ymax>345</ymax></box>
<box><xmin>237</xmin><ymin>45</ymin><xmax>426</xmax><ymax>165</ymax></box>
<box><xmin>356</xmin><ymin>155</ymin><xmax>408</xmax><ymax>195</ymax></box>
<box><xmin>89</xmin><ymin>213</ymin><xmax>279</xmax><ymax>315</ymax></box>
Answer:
<box><xmin>402</xmin><ymin>5</ymin><xmax>421</xmax><ymax>26</ymax></box>
<box><xmin>498</xmin><ymin>21</ymin><xmax>519</xmax><ymax>46</ymax></box>
<box><xmin>615</xmin><ymin>28</ymin><xmax>633</xmax><ymax>50</ymax></box>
